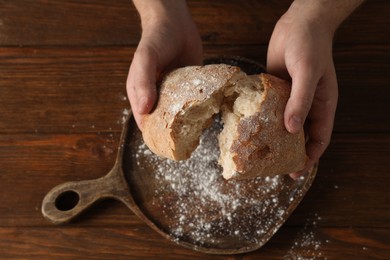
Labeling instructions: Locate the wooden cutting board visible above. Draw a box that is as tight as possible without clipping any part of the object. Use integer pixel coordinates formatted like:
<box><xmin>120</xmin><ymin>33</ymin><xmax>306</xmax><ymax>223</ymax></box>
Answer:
<box><xmin>42</xmin><ymin>57</ymin><xmax>317</xmax><ymax>254</ymax></box>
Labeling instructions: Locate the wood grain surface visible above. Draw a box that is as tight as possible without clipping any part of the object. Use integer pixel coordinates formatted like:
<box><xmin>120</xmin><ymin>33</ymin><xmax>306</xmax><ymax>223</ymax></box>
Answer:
<box><xmin>0</xmin><ymin>0</ymin><xmax>389</xmax><ymax>259</ymax></box>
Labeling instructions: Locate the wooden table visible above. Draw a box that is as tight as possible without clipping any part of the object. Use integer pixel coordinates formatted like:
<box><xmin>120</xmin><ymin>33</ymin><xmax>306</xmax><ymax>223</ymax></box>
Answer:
<box><xmin>1</xmin><ymin>1</ymin><xmax>389</xmax><ymax>259</ymax></box>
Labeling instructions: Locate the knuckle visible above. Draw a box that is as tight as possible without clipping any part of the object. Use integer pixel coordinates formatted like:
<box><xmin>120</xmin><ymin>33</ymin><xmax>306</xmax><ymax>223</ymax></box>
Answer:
<box><xmin>300</xmin><ymin>95</ymin><xmax>313</xmax><ymax>111</ymax></box>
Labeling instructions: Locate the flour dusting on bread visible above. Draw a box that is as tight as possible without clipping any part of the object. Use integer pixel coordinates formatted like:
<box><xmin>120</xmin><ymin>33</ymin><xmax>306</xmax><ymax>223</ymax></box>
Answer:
<box><xmin>142</xmin><ymin>64</ymin><xmax>244</xmax><ymax>161</ymax></box>
<box><xmin>141</xmin><ymin>64</ymin><xmax>306</xmax><ymax>179</ymax></box>
<box><xmin>219</xmin><ymin>75</ymin><xmax>266</xmax><ymax>179</ymax></box>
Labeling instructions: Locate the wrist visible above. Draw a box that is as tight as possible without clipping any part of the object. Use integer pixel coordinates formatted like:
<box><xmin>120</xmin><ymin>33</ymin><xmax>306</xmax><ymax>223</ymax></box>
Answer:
<box><xmin>287</xmin><ymin>0</ymin><xmax>364</xmax><ymax>36</ymax></box>
<box><xmin>133</xmin><ymin>0</ymin><xmax>190</xmax><ymax>29</ymax></box>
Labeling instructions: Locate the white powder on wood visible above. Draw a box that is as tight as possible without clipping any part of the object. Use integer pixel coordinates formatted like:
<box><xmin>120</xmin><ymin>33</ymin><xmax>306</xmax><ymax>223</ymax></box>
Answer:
<box><xmin>118</xmin><ymin>108</ymin><xmax>130</xmax><ymax>125</ymax></box>
<box><xmin>284</xmin><ymin>214</ymin><xmax>326</xmax><ymax>260</ymax></box>
<box><xmin>130</xmin><ymin>118</ymin><xmax>307</xmax><ymax>247</ymax></box>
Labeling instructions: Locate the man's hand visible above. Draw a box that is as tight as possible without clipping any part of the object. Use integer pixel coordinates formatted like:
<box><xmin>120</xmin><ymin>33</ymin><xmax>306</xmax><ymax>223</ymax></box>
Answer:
<box><xmin>127</xmin><ymin>0</ymin><xmax>202</xmax><ymax>129</ymax></box>
<box><xmin>267</xmin><ymin>0</ymin><xmax>364</xmax><ymax>177</ymax></box>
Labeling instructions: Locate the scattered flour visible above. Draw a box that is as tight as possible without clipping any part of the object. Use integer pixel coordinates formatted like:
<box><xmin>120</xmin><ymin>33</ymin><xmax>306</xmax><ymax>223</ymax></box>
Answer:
<box><xmin>118</xmin><ymin>108</ymin><xmax>130</xmax><ymax>125</ymax></box>
<box><xmin>129</xmin><ymin>118</ymin><xmax>309</xmax><ymax>249</ymax></box>
<box><xmin>284</xmin><ymin>214</ymin><xmax>326</xmax><ymax>260</ymax></box>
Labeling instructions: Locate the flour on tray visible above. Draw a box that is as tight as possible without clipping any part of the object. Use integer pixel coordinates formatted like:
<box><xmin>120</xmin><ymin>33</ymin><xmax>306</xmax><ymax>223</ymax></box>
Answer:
<box><xmin>131</xmin><ymin>118</ymin><xmax>307</xmax><ymax>247</ymax></box>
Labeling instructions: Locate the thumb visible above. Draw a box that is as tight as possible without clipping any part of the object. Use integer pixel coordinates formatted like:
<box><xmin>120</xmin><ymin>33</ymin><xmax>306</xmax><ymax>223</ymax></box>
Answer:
<box><xmin>285</xmin><ymin>65</ymin><xmax>319</xmax><ymax>134</ymax></box>
<box><xmin>127</xmin><ymin>46</ymin><xmax>158</xmax><ymax>128</ymax></box>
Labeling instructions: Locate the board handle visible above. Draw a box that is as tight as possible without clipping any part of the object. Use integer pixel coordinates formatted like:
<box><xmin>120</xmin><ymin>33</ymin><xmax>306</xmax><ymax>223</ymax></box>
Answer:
<box><xmin>41</xmin><ymin>164</ymin><xmax>129</xmax><ymax>224</ymax></box>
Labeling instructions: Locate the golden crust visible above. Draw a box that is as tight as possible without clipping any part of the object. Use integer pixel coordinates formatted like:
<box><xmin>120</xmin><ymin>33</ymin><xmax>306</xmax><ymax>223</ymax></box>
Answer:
<box><xmin>141</xmin><ymin>64</ymin><xmax>241</xmax><ymax>160</ymax></box>
<box><xmin>230</xmin><ymin>74</ymin><xmax>307</xmax><ymax>179</ymax></box>
<box><xmin>141</xmin><ymin>64</ymin><xmax>306</xmax><ymax>179</ymax></box>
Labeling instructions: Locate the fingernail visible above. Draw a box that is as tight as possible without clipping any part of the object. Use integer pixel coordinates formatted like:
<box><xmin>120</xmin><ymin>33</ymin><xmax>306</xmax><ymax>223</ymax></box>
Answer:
<box><xmin>289</xmin><ymin>115</ymin><xmax>302</xmax><ymax>133</ymax></box>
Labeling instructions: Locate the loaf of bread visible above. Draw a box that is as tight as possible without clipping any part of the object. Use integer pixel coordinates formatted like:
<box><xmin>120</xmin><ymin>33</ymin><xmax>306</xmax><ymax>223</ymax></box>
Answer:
<box><xmin>141</xmin><ymin>64</ymin><xmax>306</xmax><ymax>179</ymax></box>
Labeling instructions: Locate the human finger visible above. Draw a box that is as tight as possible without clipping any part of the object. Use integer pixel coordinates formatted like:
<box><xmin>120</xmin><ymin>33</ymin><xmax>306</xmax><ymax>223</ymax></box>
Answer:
<box><xmin>289</xmin><ymin>69</ymin><xmax>338</xmax><ymax>179</ymax></box>
<box><xmin>127</xmin><ymin>45</ymin><xmax>158</xmax><ymax>129</ymax></box>
<box><xmin>304</xmin><ymin>70</ymin><xmax>338</xmax><ymax>170</ymax></box>
<box><xmin>284</xmin><ymin>61</ymin><xmax>320</xmax><ymax>134</ymax></box>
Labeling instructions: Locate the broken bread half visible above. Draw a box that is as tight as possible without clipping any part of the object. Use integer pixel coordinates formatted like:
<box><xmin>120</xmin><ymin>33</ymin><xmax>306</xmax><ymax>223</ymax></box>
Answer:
<box><xmin>141</xmin><ymin>64</ymin><xmax>306</xmax><ymax>179</ymax></box>
<box><xmin>141</xmin><ymin>64</ymin><xmax>243</xmax><ymax>160</ymax></box>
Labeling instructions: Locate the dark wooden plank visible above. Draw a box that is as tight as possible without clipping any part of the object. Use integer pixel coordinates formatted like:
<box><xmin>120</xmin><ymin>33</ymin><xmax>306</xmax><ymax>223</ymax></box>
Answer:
<box><xmin>0</xmin><ymin>227</ymin><xmax>388</xmax><ymax>259</ymax></box>
<box><xmin>0</xmin><ymin>0</ymin><xmax>141</xmax><ymax>46</ymax></box>
<box><xmin>0</xmin><ymin>0</ymin><xmax>388</xmax><ymax>46</ymax></box>
<box><xmin>193</xmin><ymin>0</ymin><xmax>390</xmax><ymax>46</ymax></box>
<box><xmin>0</xmin><ymin>47</ymin><xmax>131</xmax><ymax>134</ymax></box>
<box><xmin>0</xmin><ymin>133</ymin><xmax>388</xmax><ymax>227</ymax></box>
<box><xmin>0</xmin><ymin>45</ymin><xmax>389</xmax><ymax>134</ymax></box>
<box><xmin>0</xmin><ymin>133</ymin><xmax>129</xmax><ymax>227</ymax></box>
<box><xmin>333</xmin><ymin>44</ymin><xmax>390</xmax><ymax>133</ymax></box>
<box><xmin>286</xmin><ymin>133</ymin><xmax>390</xmax><ymax>228</ymax></box>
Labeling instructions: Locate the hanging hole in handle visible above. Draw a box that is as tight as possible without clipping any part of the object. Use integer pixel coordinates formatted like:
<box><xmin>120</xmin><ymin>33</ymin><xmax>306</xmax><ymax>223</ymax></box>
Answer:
<box><xmin>55</xmin><ymin>190</ymin><xmax>80</xmax><ymax>211</ymax></box>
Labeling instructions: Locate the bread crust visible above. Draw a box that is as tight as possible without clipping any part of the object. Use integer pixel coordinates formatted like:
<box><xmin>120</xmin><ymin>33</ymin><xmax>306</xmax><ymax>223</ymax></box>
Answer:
<box><xmin>141</xmin><ymin>64</ymin><xmax>242</xmax><ymax>160</ymax></box>
<box><xmin>229</xmin><ymin>74</ymin><xmax>307</xmax><ymax>179</ymax></box>
<box><xmin>141</xmin><ymin>64</ymin><xmax>306</xmax><ymax>179</ymax></box>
